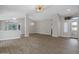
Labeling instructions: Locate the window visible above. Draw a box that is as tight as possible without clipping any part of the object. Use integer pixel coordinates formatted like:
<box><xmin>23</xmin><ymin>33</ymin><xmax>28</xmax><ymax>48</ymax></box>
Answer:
<box><xmin>71</xmin><ymin>22</ymin><xmax>77</xmax><ymax>26</ymax></box>
<box><xmin>72</xmin><ymin>27</ymin><xmax>77</xmax><ymax>31</ymax></box>
<box><xmin>0</xmin><ymin>22</ymin><xmax>19</xmax><ymax>31</ymax></box>
<box><xmin>71</xmin><ymin>22</ymin><xmax>77</xmax><ymax>31</ymax></box>
<box><xmin>8</xmin><ymin>23</ymin><xmax>17</xmax><ymax>30</ymax></box>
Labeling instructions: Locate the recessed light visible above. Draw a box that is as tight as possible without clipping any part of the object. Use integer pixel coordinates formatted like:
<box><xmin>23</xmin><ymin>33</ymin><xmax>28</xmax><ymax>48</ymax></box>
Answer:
<box><xmin>66</xmin><ymin>9</ymin><xmax>71</xmax><ymax>11</ymax></box>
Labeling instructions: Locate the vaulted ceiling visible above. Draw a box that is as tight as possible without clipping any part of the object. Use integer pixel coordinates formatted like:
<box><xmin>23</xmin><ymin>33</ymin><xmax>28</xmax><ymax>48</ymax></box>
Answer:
<box><xmin>0</xmin><ymin>5</ymin><xmax>79</xmax><ymax>20</ymax></box>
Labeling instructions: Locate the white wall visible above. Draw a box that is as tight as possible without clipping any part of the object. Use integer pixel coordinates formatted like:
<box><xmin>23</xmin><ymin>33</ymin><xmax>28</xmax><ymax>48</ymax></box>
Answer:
<box><xmin>36</xmin><ymin>19</ymin><xmax>52</xmax><ymax>35</ymax></box>
<box><xmin>24</xmin><ymin>15</ymin><xmax>29</xmax><ymax>37</ymax></box>
<box><xmin>29</xmin><ymin>20</ymin><xmax>37</xmax><ymax>33</ymax></box>
<box><xmin>29</xmin><ymin>14</ymin><xmax>62</xmax><ymax>37</ymax></box>
<box><xmin>0</xmin><ymin>22</ymin><xmax>6</xmax><ymax>30</ymax></box>
<box><xmin>0</xmin><ymin>30</ymin><xmax>21</xmax><ymax>40</ymax></box>
<box><xmin>51</xmin><ymin>15</ymin><xmax>61</xmax><ymax>37</ymax></box>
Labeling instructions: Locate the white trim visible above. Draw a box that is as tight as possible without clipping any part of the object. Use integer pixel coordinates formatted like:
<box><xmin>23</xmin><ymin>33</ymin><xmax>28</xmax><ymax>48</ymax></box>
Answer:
<box><xmin>0</xmin><ymin>37</ymin><xmax>20</xmax><ymax>40</ymax></box>
<box><xmin>24</xmin><ymin>34</ymin><xmax>29</xmax><ymax>37</ymax></box>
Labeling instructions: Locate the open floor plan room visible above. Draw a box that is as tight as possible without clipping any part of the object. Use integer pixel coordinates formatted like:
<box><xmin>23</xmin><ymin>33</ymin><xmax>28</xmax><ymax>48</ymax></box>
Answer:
<box><xmin>0</xmin><ymin>5</ymin><xmax>79</xmax><ymax>54</ymax></box>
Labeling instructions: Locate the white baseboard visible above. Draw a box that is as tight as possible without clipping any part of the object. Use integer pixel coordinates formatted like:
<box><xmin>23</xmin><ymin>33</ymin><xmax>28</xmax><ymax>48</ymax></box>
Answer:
<box><xmin>37</xmin><ymin>32</ymin><xmax>51</xmax><ymax>36</ymax></box>
<box><xmin>0</xmin><ymin>37</ymin><xmax>20</xmax><ymax>40</ymax></box>
<box><xmin>24</xmin><ymin>35</ymin><xmax>29</xmax><ymax>37</ymax></box>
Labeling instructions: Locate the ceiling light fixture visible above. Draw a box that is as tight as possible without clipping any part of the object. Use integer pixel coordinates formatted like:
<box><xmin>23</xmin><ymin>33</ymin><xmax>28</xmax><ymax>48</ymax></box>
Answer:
<box><xmin>36</xmin><ymin>5</ymin><xmax>44</xmax><ymax>12</ymax></box>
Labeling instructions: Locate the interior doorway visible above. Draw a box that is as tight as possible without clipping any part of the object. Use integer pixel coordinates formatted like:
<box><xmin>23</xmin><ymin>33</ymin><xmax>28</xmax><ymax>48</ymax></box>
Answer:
<box><xmin>63</xmin><ymin>18</ymin><xmax>79</xmax><ymax>39</ymax></box>
<box><xmin>70</xmin><ymin>20</ymin><xmax>78</xmax><ymax>39</ymax></box>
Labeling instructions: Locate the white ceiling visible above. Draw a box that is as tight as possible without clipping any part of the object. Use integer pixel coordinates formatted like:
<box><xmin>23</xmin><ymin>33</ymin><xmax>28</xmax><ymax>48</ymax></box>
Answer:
<box><xmin>0</xmin><ymin>5</ymin><xmax>79</xmax><ymax>20</ymax></box>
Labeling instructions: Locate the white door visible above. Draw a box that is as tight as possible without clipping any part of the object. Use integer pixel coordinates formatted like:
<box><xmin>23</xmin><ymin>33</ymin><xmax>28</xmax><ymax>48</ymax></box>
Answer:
<box><xmin>70</xmin><ymin>20</ymin><xmax>78</xmax><ymax>38</ymax></box>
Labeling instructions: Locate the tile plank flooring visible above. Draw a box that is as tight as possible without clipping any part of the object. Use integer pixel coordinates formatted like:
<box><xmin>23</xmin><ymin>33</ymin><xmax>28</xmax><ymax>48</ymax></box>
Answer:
<box><xmin>0</xmin><ymin>34</ymin><xmax>79</xmax><ymax>54</ymax></box>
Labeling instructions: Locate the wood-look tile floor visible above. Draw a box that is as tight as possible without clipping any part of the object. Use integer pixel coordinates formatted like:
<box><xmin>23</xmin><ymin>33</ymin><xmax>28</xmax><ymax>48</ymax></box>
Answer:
<box><xmin>0</xmin><ymin>34</ymin><xmax>79</xmax><ymax>54</ymax></box>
